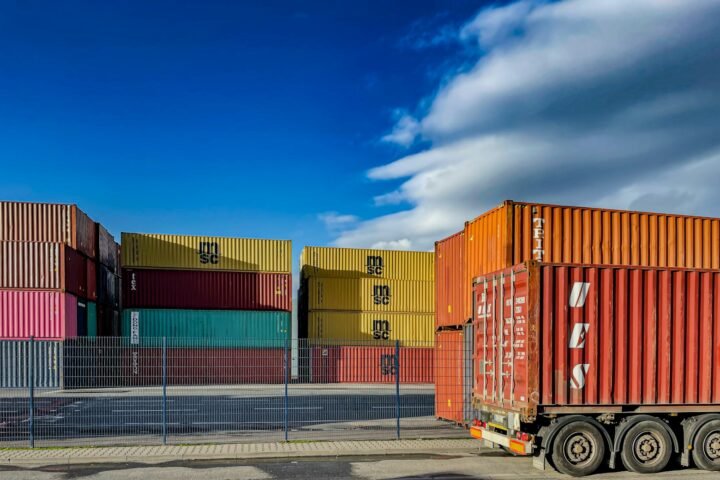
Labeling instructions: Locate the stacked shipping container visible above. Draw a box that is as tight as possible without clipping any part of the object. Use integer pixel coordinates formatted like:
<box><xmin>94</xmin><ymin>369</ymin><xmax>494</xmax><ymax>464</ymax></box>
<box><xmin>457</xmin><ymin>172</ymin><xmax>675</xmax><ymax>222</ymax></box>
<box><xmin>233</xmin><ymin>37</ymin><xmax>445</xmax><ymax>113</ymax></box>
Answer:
<box><xmin>299</xmin><ymin>246</ymin><xmax>434</xmax><ymax>383</ymax></box>
<box><xmin>0</xmin><ymin>202</ymin><xmax>119</xmax><ymax>339</ymax></box>
<box><xmin>120</xmin><ymin>233</ymin><xmax>292</xmax><ymax>384</ymax></box>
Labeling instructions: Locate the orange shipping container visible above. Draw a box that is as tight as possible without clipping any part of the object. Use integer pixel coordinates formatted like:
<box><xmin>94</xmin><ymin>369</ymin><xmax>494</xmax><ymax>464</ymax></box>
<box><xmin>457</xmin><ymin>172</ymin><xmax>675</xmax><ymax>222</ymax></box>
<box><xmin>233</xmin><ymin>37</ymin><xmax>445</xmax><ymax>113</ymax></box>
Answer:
<box><xmin>464</xmin><ymin>201</ymin><xmax>720</xmax><ymax>316</ymax></box>
<box><xmin>435</xmin><ymin>329</ymin><xmax>464</xmax><ymax>423</ymax></box>
<box><xmin>435</xmin><ymin>231</ymin><xmax>467</xmax><ymax>328</ymax></box>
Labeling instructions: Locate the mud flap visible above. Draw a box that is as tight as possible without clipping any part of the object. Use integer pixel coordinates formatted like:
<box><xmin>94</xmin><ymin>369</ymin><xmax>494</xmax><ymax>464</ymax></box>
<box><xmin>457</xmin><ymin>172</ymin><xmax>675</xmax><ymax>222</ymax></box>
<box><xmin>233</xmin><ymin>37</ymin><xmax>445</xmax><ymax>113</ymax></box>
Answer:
<box><xmin>532</xmin><ymin>448</ymin><xmax>547</xmax><ymax>471</ymax></box>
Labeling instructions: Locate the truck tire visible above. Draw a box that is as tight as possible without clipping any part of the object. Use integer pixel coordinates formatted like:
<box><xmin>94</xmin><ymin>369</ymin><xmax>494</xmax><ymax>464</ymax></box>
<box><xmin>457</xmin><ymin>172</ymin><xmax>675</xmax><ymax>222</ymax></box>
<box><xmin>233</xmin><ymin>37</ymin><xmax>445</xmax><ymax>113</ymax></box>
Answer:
<box><xmin>620</xmin><ymin>420</ymin><xmax>672</xmax><ymax>474</ymax></box>
<box><xmin>551</xmin><ymin>421</ymin><xmax>606</xmax><ymax>477</ymax></box>
<box><xmin>692</xmin><ymin>419</ymin><xmax>720</xmax><ymax>471</ymax></box>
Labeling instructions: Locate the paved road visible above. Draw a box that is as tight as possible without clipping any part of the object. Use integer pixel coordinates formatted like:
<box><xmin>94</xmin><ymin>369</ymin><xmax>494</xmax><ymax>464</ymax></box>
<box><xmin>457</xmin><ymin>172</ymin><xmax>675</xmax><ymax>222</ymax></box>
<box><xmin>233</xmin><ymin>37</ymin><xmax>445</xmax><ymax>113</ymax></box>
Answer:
<box><xmin>0</xmin><ymin>453</ymin><xmax>716</xmax><ymax>479</ymax></box>
<box><xmin>1</xmin><ymin>385</ymin><xmax>458</xmax><ymax>446</ymax></box>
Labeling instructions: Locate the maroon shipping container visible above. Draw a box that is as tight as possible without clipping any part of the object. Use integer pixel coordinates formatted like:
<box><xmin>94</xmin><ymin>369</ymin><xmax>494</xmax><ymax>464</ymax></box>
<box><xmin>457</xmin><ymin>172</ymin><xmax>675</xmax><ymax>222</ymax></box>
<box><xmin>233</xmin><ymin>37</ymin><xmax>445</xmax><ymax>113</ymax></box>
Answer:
<box><xmin>469</xmin><ymin>261</ymin><xmax>720</xmax><ymax>475</ymax></box>
<box><xmin>0</xmin><ymin>290</ymin><xmax>78</xmax><ymax>339</ymax></box>
<box><xmin>0</xmin><ymin>241</ymin><xmax>89</xmax><ymax>298</ymax></box>
<box><xmin>310</xmin><ymin>346</ymin><xmax>433</xmax><ymax>384</ymax></box>
<box><xmin>0</xmin><ymin>202</ymin><xmax>96</xmax><ymax>258</ymax></box>
<box><xmin>120</xmin><ymin>348</ymin><xmax>287</xmax><ymax>385</ymax></box>
<box><xmin>86</xmin><ymin>259</ymin><xmax>97</xmax><ymax>301</ymax></box>
<box><xmin>435</xmin><ymin>231</ymin><xmax>467</xmax><ymax>328</ymax></box>
<box><xmin>122</xmin><ymin>268</ymin><xmax>292</xmax><ymax>311</ymax></box>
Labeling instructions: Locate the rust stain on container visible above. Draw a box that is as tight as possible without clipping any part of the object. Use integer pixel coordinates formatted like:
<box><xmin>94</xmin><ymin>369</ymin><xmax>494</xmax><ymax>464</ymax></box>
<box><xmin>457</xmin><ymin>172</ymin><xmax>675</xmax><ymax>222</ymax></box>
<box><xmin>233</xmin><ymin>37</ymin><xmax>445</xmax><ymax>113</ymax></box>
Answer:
<box><xmin>0</xmin><ymin>202</ymin><xmax>96</xmax><ymax>258</ymax></box>
<box><xmin>473</xmin><ymin>261</ymin><xmax>720</xmax><ymax>419</ymax></box>
<box><xmin>435</xmin><ymin>231</ymin><xmax>467</xmax><ymax>328</ymax></box>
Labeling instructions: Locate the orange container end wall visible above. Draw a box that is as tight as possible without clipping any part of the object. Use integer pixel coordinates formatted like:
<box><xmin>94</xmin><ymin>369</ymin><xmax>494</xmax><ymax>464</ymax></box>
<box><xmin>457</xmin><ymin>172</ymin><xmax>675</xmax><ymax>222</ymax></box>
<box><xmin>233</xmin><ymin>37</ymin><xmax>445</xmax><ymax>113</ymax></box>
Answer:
<box><xmin>464</xmin><ymin>201</ymin><xmax>720</xmax><ymax>325</ymax></box>
<box><xmin>435</xmin><ymin>231</ymin><xmax>467</xmax><ymax>328</ymax></box>
<box><xmin>473</xmin><ymin>261</ymin><xmax>720</xmax><ymax>420</ymax></box>
<box><xmin>435</xmin><ymin>329</ymin><xmax>464</xmax><ymax>422</ymax></box>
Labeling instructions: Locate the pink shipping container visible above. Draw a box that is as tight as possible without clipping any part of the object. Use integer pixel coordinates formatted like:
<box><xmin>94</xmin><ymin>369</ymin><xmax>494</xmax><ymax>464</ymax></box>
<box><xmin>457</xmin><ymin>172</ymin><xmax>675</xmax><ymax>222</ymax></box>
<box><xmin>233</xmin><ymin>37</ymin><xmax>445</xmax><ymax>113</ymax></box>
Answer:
<box><xmin>122</xmin><ymin>268</ymin><xmax>292</xmax><ymax>311</ymax></box>
<box><xmin>0</xmin><ymin>290</ymin><xmax>78</xmax><ymax>339</ymax></box>
<box><xmin>310</xmin><ymin>346</ymin><xmax>433</xmax><ymax>384</ymax></box>
<box><xmin>0</xmin><ymin>202</ymin><xmax>96</xmax><ymax>258</ymax></box>
<box><xmin>0</xmin><ymin>241</ymin><xmax>90</xmax><ymax>298</ymax></box>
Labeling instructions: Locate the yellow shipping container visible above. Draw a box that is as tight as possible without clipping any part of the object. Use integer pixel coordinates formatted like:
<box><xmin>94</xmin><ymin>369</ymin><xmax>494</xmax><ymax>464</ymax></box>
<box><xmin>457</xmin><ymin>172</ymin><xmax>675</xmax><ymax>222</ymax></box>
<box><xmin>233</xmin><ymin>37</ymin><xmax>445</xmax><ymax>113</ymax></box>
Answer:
<box><xmin>307</xmin><ymin>276</ymin><xmax>434</xmax><ymax>313</ymax></box>
<box><xmin>121</xmin><ymin>233</ymin><xmax>291</xmax><ymax>273</ymax></box>
<box><xmin>308</xmin><ymin>311</ymin><xmax>434</xmax><ymax>344</ymax></box>
<box><xmin>300</xmin><ymin>246</ymin><xmax>434</xmax><ymax>281</ymax></box>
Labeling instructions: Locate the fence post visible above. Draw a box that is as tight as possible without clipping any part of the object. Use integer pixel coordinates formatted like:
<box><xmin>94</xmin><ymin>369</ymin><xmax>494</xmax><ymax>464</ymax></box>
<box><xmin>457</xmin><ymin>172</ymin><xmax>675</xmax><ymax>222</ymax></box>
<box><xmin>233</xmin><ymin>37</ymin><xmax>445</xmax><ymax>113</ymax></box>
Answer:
<box><xmin>284</xmin><ymin>337</ymin><xmax>289</xmax><ymax>441</ymax></box>
<box><xmin>162</xmin><ymin>336</ymin><xmax>167</xmax><ymax>445</ymax></box>
<box><xmin>28</xmin><ymin>336</ymin><xmax>35</xmax><ymax>448</ymax></box>
<box><xmin>395</xmin><ymin>339</ymin><xmax>400</xmax><ymax>440</ymax></box>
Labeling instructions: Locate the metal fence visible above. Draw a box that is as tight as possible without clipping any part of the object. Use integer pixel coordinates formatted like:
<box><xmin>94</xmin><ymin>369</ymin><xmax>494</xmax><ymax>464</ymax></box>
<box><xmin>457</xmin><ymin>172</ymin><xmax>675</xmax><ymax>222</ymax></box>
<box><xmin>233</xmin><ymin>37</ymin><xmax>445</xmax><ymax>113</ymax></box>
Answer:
<box><xmin>0</xmin><ymin>336</ymin><xmax>470</xmax><ymax>447</ymax></box>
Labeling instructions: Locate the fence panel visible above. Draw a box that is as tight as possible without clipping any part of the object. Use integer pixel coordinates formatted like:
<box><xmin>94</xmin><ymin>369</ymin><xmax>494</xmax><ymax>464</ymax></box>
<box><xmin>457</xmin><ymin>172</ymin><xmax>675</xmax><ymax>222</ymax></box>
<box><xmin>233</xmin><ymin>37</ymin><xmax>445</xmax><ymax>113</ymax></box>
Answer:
<box><xmin>0</xmin><ymin>336</ymin><xmax>469</xmax><ymax>447</ymax></box>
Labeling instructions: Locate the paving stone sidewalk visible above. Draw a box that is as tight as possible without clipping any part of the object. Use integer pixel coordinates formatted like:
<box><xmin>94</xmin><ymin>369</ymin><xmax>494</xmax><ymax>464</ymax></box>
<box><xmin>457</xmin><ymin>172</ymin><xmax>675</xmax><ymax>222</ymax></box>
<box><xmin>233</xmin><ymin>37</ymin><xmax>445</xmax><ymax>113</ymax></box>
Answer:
<box><xmin>0</xmin><ymin>439</ymin><xmax>479</xmax><ymax>466</ymax></box>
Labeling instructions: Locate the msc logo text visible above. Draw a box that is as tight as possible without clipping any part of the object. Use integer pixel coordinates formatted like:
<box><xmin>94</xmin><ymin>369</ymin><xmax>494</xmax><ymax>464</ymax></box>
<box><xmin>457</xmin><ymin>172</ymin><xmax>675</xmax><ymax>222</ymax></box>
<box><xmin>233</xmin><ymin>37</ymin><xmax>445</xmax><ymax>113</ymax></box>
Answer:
<box><xmin>372</xmin><ymin>319</ymin><xmax>391</xmax><ymax>340</ymax></box>
<box><xmin>198</xmin><ymin>242</ymin><xmax>220</xmax><ymax>264</ymax></box>
<box><xmin>366</xmin><ymin>255</ymin><xmax>384</xmax><ymax>275</ymax></box>
<box><xmin>372</xmin><ymin>285</ymin><xmax>391</xmax><ymax>305</ymax></box>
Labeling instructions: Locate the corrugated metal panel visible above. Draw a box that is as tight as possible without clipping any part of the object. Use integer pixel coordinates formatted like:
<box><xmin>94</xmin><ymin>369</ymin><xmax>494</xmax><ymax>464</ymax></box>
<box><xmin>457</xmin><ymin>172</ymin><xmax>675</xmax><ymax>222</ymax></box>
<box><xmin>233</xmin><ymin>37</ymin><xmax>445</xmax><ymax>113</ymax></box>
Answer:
<box><xmin>309</xmin><ymin>346</ymin><xmax>433</xmax><ymax>383</ymax></box>
<box><xmin>435</xmin><ymin>231</ymin><xmax>467</xmax><ymax>328</ymax></box>
<box><xmin>97</xmin><ymin>264</ymin><xmax>119</xmax><ymax>309</ymax></box>
<box><xmin>301</xmin><ymin>246</ymin><xmax>434</xmax><ymax>280</ymax></box>
<box><xmin>307</xmin><ymin>277</ymin><xmax>434</xmax><ymax>313</ymax></box>
<box><xmin>463</xmin><ymin>323</ymin><xmax>474</xmax><ymax>423</ymax></box>
<box><xmin>118</xmin><ymin>348</ymin><xmax>287</xmax><ymax>386</ymax></box>
<box><xmin>435</xmin><ymin>329</ymin><xmax>464</xmax><ymax>422</ymax></box>
<box><xmin>121</xmin><ymin>309</ymin><xmax>290</xmax><ymax>347</ymax></box>
<box><xmin>0</xmin><ymin>202</ymin><xmax>96</xmax><ymax>258</ymax></box>
<box><xmin>86</xmin><ymin>258</ymin><xmax>97</xmax><ymax>301</ymax></box>
<box><xmin>0</xmin><ymin>241</ymin><xmax>88</xmax><ymax>297</ymax></box>
<box><xmin>0</xmin><ymin>340</ymin><xmax>61</xmax><ymax>388</ymax></box>
<box><xmin>0</xmin><ymin>290</ymin><xmax>78</xmax><ymax>339</ymax></box>
<box><xmin>96</xmin><ymin>223</ymin><xmax>118</xmax><ymax>273</ymax></box>
<box><xmin>307</xmin><ymin>311</ymin><xmax>434</xmax><ymax>344</ymax></box>
<box><xmin>97</xmin><ymin>305</ymin><xmax>120</xmax><ymax>337</ymax></box>
<box><xmin>122</xmin><ymin>268</ymin><xmax>292</xmax><ymax>311</ymax></box>
<box><xmin>473</xmin><ymin>262</ymin><xmax>720</xmax><ymax>419</ymax></box>
<box><xmin>87</xmin><ymin>302</ymin><xmax>97</xmax><ymax>337</ymax></box>
<box><xmin>121</xmin><ymin>232</ymin><xmax>291</xmax><ymax>273</ymax></box>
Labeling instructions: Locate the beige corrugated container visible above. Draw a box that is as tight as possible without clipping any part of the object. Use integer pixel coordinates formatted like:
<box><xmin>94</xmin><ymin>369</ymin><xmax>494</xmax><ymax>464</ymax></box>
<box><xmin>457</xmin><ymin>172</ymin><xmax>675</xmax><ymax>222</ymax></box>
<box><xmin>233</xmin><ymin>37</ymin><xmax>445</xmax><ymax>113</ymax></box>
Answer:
<box><xmin>0</xmin><ymin>202</ymin><xmax>96</xmax><ymax>258</ymax></box>
<box><xmin>308</xmin><ymin>311</ymin><xmax>434</xmax><ymax>344</ymax></box>
<box><xmin>121</xmin><ymin>233</ymin><xmax>291</xmax><ymax>273</ymax></box>
<box><xmin>307</xmin><ymin>276</ymin><xmax>434</xmax><ymax>313</ymax></box>
<box><xmin>300</xmin><ymin>246</ymin><xmax>434</xmax><ymax>281</ymax></box>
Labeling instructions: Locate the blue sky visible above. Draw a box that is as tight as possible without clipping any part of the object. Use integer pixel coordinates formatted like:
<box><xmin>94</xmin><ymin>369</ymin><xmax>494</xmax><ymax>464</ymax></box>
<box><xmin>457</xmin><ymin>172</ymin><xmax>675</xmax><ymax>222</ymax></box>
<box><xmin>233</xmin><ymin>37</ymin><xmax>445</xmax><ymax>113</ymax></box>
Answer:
<box><xmin>3</xmin><ymin>1</ymin><xmax>720</xmax><ymax>266</ymax></box>
<box><xmin>0</xmin><ymin>1</ymin><xmax>484</xmax><ymax>262</ymax></box>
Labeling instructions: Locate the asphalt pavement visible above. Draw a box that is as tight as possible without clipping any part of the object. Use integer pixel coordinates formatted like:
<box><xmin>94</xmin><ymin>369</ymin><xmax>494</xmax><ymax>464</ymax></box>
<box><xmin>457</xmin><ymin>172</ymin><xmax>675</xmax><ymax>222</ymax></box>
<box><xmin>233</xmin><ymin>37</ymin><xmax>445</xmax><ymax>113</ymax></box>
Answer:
<box><xmin>1</xmin><ymin>384</ymin><xmax>460</xmax><ymax>447</ymax></box>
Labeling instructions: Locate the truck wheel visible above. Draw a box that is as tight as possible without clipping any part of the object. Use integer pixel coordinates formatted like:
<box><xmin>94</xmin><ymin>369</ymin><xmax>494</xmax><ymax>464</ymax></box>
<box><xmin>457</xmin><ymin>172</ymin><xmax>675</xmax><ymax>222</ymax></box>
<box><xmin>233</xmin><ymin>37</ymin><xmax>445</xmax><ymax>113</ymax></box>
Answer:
<box><xmin>551</xmin><ymin>422</ymin><xmax>606</xmax><ymax>477</ymax></box>
<box><xmin>620</xmin><ymin>420</ymin><xmax>672</xmax><ymax>474</ymax></box>
<box><xmin>692</xmin><ymin>419</ymin><xmax>720</xmax><ymax>471</ymax></box>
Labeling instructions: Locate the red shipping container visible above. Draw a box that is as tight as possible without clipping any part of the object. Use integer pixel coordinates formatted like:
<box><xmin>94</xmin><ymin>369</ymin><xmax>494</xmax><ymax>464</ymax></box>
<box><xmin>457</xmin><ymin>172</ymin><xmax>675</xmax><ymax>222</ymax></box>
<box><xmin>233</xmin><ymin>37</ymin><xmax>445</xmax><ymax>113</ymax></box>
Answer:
<box><xmin>122</xmin><ymin>268</ymin><xmax>292</xmax><ymax>311</ymax></box>
<box><xmin>1</xmin><ymin>241</ymin><xmax>89</xmax><ymax>298</ymax></box>
<box><xmin>120</xmin><ymin>347</ymin><xmax>287</xmax><ymax>386</ymax></box>
<box><xmin>473</xmin><ymin>261</ymin><xmax>720</xmax><ymax>420</ymax></box>
<box><xmin>0</xmin><ymin>202</ymin><xmax>96</xmax><ymax>258</ymax></box>
<box><xmin>435</xmin><ymin>330</ymin><xmax>464</xmax><ymax>422</ymax></box>
<box><xmin>0</xmin><ymin>290</ymin><xmax>78</xmax><ymax>339</ymax></box>
<box><xmin>310</xmin><ymin>346</ymin><xmax>433</xmax><ymax>384</ymax></box>
<box><xmin>435</xmin><ymin>231</ymin><xmax>467</xmax><ymax>328</ymax></box>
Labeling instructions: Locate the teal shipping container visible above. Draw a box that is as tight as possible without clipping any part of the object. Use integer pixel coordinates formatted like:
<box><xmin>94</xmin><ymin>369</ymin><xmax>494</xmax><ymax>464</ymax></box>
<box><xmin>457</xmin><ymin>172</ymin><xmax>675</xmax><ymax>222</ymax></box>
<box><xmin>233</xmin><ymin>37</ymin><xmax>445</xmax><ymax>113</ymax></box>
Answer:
<box><xmin>121</xmin><ymin>309</ymin><xmax>290</xmax><ymax>347</ymax></box>
<box><xmin>87</xmin><ymin>302</ymin><xmax>97</xmax><ymax>338</ymax></box>
<box><xmin>76</xmin><ymin>300</ymin><xmax>97</xmax><ymax>337</ymax></box>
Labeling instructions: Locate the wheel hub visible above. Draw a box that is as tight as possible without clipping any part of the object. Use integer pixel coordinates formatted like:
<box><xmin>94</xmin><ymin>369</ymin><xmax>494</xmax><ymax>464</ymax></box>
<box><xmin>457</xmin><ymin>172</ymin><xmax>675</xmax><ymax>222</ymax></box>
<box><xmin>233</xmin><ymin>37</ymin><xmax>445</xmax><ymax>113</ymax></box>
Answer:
<box><xmin>704</xmin><ymin>432</ymin><xmax>720</xmax><ymax>460</ymax></box>
<box><xmin>565</xmin><ymin>433</ymin><xmax>593</xmax><ymax>464</ymax></box>
<box><xmin>634</xmin><ymin>433</ymin><xmax>660</xmax><ymax>462</ymax></box>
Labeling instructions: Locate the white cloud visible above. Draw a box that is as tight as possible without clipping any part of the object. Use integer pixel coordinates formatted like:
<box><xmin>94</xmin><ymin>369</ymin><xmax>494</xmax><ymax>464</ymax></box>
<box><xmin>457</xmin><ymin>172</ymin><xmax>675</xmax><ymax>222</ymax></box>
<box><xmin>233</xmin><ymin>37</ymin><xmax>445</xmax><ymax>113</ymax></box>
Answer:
<box><xmin>334</xmin><ymin>0</ymin><xmax>720</xmax><ymax>250</ymax></box>
<box><xmin>318</xmin><ymin>212</ymin><xmax>358</xmax><ymax>230</ymax></box>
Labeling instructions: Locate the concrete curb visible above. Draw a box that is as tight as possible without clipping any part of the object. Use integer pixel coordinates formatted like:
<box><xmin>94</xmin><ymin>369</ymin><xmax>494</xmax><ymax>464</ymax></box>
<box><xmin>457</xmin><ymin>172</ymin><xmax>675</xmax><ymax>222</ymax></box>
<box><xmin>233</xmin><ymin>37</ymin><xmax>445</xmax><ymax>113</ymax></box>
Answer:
<box><xmin>0</xmin><ymin>439</ymin><xmax>479</xmax><ymax>467</ymax></box>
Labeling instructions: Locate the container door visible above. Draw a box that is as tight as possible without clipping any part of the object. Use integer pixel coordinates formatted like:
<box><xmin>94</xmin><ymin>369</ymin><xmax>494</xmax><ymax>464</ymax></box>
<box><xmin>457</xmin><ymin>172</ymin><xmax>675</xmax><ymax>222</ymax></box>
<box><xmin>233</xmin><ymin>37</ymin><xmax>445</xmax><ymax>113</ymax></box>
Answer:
<box><xmin>474</xmin><ymin>265</ymin><xmax>531</xmax><ymax>412</ymax></box>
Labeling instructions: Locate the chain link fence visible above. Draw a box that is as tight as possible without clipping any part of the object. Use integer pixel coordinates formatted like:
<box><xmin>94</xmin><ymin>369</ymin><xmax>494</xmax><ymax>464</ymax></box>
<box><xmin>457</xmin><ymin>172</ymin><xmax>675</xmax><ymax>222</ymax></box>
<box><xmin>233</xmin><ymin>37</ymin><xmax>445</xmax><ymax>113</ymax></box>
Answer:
<box><xmin>0</xmin><ymin>336</ymin><xmax>469</xmax><ymax>447</ymax></box>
